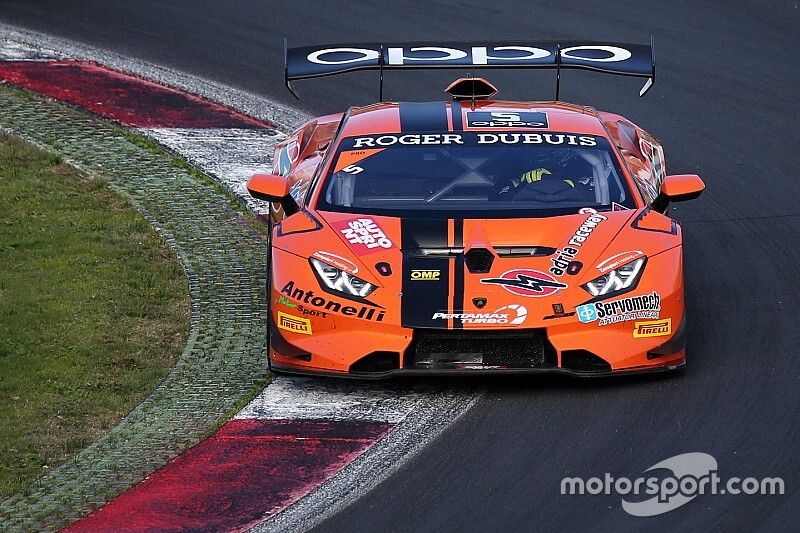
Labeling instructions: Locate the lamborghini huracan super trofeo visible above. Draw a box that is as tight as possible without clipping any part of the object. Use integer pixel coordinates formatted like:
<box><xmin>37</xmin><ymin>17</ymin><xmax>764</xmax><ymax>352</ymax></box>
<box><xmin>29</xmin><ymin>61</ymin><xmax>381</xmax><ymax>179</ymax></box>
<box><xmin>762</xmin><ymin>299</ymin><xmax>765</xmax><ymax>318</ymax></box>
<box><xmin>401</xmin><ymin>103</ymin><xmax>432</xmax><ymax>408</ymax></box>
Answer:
<box><xmin>247</xmin><ymin>40</ymin><xmax>704</xmax><ymax>377</ymax></box>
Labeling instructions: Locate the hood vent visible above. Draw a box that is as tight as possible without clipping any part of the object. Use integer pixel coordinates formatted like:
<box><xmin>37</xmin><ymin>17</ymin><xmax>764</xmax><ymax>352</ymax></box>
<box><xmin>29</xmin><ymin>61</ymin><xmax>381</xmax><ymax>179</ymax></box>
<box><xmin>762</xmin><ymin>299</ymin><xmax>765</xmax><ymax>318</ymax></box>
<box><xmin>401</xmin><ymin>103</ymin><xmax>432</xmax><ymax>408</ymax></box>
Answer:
<box><xmin>410</xmin><ymin>246</ymin><xmax>554</xmax><ymax>260</ymax></box>
<box><xmin>495</xmin><ymin>246</ymin><xmax>556</xmax><ymax>258</ymax></box>
<box><xmin>464</xmin><ymin>248</ymin><xmax>494</xmax><ymax>273</ymax></box>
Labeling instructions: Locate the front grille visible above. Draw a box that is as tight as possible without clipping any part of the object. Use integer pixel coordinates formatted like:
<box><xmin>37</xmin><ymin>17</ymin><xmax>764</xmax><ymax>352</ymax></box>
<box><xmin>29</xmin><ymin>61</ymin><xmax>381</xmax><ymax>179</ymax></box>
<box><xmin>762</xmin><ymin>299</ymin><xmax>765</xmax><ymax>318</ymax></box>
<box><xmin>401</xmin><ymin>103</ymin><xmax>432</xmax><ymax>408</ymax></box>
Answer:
<box><xmin>411</xmin><ymin>329</ymin><xmax>555</xmax><ymax>369</ymax></box>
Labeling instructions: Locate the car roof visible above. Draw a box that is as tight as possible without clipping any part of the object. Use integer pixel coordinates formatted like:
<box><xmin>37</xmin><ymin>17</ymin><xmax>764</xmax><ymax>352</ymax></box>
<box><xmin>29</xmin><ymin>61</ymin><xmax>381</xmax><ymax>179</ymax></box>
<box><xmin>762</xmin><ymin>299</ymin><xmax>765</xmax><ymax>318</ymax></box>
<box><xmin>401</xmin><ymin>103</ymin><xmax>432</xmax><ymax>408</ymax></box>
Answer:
<box><xmin>339</xmin><ymin>100</ymin><xmax>610</xmax><ymax>138</ymax></box>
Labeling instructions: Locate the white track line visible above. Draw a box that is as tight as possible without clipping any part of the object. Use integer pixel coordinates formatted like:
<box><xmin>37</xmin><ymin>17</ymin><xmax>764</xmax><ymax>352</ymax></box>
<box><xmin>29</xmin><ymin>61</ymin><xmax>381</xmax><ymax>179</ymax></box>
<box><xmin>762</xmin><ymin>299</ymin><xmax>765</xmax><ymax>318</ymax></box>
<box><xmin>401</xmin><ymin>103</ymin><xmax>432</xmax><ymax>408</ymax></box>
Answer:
<box><xmin>235</xmin><ymin>376</ymin><xmax>429</xmax><ymax>423</ymax></box>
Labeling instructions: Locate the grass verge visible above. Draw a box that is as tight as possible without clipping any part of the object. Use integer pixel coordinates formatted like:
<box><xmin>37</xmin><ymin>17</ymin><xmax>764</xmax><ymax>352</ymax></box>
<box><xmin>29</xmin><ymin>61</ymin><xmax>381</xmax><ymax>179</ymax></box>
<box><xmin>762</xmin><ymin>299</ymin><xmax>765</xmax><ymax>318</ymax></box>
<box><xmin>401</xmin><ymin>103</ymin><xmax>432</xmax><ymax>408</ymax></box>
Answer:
<box><xmin>0</xmin><ymin>132</ymin><xmax>189</xmax><ymax>498</ymax></box>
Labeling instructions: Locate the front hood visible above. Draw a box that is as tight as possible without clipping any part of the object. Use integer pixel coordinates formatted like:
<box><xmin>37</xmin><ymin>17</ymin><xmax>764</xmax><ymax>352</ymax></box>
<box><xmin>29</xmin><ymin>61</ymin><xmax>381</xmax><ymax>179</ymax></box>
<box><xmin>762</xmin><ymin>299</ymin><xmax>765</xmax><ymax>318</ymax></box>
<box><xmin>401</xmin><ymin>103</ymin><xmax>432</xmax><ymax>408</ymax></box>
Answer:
<box><xmin>276</xmin><ymin>208</ymin><xmax>679</xmax><ymax>329</ymax></box>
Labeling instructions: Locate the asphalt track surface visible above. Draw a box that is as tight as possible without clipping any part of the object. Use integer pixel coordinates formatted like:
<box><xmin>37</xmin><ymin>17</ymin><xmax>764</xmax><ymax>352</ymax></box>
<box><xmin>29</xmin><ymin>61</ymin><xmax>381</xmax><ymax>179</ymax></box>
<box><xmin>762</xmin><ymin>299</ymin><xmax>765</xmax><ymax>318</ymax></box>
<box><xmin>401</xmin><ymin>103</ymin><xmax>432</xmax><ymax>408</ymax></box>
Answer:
<box><xmin>2</xmin><ymin>1</ymin><xmax>798</xmax><ymax>530</ymax></box>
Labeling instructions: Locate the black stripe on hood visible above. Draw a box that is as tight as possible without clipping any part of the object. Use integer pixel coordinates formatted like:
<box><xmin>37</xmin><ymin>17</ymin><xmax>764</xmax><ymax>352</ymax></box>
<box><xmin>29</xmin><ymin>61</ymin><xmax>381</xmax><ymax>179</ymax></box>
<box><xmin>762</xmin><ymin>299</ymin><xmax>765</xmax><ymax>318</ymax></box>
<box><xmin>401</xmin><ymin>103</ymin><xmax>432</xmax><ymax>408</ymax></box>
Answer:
<box><xmin>452</xmin><ymin>219</ymin><xmax>464</xmax><ymax>329</ymax></box>
<box><xmin>401</xmin><ymin>218</ymin><xmax>450</xmax><ymax>328</ymax></box>
<box><xmin>399</xmin><ymin>102</ymin><xmax>448</xmax><ymax>132</ymax></box>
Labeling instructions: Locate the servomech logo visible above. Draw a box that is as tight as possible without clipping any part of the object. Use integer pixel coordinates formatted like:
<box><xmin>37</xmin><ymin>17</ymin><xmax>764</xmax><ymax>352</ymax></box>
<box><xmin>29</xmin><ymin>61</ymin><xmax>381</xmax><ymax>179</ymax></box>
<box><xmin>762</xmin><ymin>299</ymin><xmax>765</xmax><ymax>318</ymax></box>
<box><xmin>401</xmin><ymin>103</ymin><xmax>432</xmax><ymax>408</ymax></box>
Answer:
<box><xmin>561</xmin><ymin>452</ymin><xmax>785</xmax><ymax>516</ymax></box>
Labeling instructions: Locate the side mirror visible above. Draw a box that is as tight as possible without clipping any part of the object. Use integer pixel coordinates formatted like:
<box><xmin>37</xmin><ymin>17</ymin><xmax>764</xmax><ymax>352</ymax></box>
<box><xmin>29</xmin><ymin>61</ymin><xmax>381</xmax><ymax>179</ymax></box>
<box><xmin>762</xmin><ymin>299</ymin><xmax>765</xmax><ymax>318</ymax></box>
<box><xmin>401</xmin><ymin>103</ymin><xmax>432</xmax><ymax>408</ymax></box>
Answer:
<box><xmin>246</xmin><ymin>173</ymin><xmax>298</xmax><ymax>215</ymax></box>
<box><xmin>652</xmin><ymin>174</ymin><xmax>705</xmax><ymax>213</ymax></box>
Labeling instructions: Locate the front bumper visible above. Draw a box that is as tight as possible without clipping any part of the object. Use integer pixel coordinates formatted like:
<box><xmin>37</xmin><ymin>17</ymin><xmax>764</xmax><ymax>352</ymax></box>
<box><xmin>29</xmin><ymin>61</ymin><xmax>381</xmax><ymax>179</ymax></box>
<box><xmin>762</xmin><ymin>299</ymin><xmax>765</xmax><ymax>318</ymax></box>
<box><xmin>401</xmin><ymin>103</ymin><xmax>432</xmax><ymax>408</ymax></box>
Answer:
<box><xmin>269</xmin><ymin>245</ymin><xmax>688</xmax><ymax>379</ymax></box>
<box><xmin>269</xmin><ymin>314</ymin><xmax>687</xmax><ymax>379</ymax></box>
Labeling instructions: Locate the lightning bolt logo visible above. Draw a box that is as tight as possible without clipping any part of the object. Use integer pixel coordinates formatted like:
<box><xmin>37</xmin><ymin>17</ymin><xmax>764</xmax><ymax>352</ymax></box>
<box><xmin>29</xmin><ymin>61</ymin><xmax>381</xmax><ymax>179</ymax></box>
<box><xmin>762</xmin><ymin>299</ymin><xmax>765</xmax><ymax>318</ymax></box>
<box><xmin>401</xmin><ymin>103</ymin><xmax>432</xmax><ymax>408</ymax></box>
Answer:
<box><xmin>480</xmin><ymin>269</ymin><xmax>568</xmax><ymax>297</ymax></box>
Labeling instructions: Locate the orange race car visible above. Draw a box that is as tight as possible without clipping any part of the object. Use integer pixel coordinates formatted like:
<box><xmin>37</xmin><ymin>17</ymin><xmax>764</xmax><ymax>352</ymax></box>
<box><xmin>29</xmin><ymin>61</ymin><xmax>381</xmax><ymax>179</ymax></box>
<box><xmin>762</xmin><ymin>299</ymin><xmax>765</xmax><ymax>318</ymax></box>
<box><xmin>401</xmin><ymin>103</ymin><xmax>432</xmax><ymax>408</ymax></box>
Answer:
<box><xmin>247</xmin><ymin>40</ymin><xmax>704</xmax><ymax>378</ymax></box>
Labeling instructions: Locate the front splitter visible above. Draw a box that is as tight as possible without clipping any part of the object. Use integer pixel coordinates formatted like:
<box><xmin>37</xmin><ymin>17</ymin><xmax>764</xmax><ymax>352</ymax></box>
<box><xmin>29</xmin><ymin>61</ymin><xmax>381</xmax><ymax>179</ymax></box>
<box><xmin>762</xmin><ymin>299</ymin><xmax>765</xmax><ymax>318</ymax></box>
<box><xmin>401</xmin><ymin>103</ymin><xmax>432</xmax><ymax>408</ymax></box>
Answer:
<box><xmin>270</xmin><ymin>358</ymin><xmax>686</xmax><ymax>380</ymax></box>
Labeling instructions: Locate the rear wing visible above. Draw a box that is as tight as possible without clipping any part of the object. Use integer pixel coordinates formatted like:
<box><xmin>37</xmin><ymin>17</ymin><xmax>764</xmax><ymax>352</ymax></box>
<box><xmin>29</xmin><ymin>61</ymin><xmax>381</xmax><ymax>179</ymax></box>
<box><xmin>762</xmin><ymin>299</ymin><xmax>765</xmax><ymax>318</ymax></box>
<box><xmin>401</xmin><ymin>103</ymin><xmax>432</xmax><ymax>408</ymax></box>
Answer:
<box><xmin>284</xmin><ymin>38</ymin><xmax>655</xmax><ymax>100</ymax></box>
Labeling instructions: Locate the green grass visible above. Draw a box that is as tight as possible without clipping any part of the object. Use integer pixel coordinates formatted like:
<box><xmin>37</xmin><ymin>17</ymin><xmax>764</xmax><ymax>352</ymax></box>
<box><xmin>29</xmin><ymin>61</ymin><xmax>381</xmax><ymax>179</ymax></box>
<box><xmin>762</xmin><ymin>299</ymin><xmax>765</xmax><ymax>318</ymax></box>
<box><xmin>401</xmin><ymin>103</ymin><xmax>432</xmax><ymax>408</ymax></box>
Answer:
<box><xmin>0</xmin><ymin>133</ymin><xmax>189</xmax><ymax>498</ymax></box>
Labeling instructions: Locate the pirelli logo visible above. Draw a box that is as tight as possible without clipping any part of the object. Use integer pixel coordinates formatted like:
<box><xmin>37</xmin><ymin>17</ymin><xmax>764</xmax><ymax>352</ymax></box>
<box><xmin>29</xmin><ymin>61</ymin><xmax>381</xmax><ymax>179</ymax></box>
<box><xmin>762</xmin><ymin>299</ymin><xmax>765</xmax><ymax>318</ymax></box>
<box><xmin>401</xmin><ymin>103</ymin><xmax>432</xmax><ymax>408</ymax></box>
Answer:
<box><xmin>410</xmin><ymin>269</ymin><xmax>441</xmax><ymax>281</ymax></box>
<box><xmin>633</xmin><ymin>318</ymin><xmax>671</xmax><ymax>338</ymax></box>
<box><xmin>277</xmin><ymin>311</ymin><xmax>312</xmax><ymax>335</ymax></box>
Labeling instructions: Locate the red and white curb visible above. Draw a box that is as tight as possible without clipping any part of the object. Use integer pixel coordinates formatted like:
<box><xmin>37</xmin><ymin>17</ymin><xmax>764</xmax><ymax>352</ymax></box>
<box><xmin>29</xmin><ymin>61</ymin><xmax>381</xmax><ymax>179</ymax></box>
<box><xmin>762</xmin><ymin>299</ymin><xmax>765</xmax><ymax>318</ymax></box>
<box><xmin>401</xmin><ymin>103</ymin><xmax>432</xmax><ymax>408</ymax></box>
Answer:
<box><xmin>0</xmin><ymin>31</ymin><xmax>478</xmax><ymax>531</ymax></box>
<box><xmin>0</xmin><ymin>57</ymin><xmax>281</xmax><ymax>216</ymax></box>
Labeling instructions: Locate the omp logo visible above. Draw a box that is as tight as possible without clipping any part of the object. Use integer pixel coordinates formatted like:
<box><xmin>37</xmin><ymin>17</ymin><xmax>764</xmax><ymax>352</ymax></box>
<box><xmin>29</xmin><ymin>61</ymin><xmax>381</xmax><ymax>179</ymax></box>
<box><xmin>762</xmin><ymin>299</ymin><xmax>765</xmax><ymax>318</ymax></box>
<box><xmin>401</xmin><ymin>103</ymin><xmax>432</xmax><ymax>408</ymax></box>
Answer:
<box><xmin>633</xmin><ymin>318</ymin><xmax>671</xmax><ymax>338</ymax></box>
<box><xmin>410</xmin><ymin>269</ymin><xmax>440</xmax><ymax>281</ymax></box>
<box><xmin>277</xmin><ymin>311</ymin><xmax>312</xmax><ymax>335</ymax></box>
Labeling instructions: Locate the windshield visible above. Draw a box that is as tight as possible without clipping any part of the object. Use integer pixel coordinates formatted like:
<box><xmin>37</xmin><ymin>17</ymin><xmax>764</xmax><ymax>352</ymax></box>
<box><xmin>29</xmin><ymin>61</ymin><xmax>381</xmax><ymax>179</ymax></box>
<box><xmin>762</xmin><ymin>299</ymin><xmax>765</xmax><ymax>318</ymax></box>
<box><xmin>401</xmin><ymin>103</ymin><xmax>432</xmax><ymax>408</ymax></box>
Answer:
<box><xmin>318</xmin><ymin>132</ymin><xmax>636</xmax><ymax>218</ymax></box>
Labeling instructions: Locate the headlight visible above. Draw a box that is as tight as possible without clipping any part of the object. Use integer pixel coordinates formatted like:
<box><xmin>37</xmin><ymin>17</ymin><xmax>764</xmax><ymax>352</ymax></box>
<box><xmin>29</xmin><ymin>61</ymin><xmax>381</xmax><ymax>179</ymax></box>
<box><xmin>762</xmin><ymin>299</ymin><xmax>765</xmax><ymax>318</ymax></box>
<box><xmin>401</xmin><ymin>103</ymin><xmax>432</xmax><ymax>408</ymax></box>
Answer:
<box><xmin>582</xmin><ymin>257</ymin><xmax>646</xmax><ymax>299</ymax></box>
<box><xmin>310</xmin><ymin>257</ymin><xmax>376</xmax><ymax>298</ymax></box>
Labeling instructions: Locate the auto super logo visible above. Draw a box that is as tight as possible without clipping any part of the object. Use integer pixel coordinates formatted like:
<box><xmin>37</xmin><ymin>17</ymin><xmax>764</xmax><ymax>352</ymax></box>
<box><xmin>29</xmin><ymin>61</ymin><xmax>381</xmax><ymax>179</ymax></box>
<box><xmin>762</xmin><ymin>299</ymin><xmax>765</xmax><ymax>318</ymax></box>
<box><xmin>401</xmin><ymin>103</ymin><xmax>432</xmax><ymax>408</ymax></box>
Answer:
<box><xmin>333</xmin><ymin>217</ymin><xmax>393</xmax><ymax>255</ymax></box>
<box><xmin>576</xmin><ymin>292</ymin><xmax>660</xmax><ymax>326</ymax></box>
